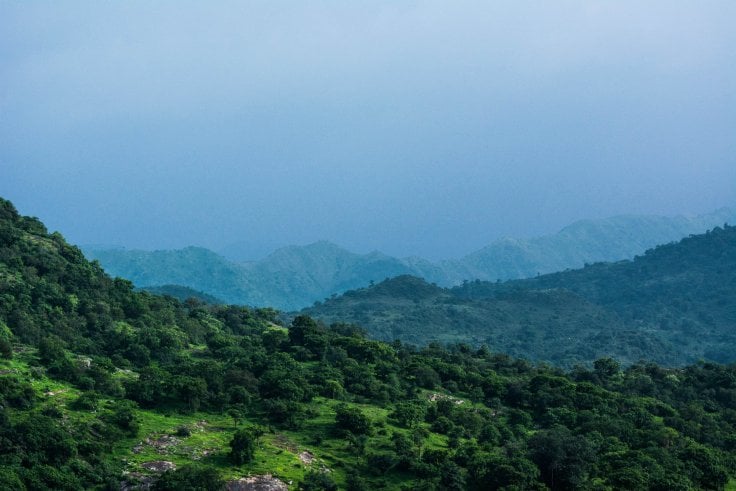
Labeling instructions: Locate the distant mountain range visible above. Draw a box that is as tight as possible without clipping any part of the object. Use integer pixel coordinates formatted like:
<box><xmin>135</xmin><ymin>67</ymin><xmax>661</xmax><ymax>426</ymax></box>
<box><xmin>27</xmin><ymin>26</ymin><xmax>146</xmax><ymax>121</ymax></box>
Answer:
<box><xmin>303</xmin><ymin>224</ymin><xmax>736</xmax><ymax>366</ymax></box>
<box><xmin>83</xmin><ymin>207</ymin><xmax>735</xmax><ymax>310</ymax></box>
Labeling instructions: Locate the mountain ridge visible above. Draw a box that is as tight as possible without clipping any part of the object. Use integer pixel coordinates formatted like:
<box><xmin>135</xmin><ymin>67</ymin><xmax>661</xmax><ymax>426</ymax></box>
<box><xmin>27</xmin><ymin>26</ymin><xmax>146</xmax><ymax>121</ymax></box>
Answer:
<box><xmin>3</xmin><ymin>195</ymin><xmax>736</xmax><ymax>490</ymax></box>
<box><xmin>83</xmin><ymin>207</ymin><xmax>735</xmax><ymax>310</ymax></box>
<box><xmin>303</xmin><ymin>224</ymin><xmax>736</xmax><ymax>366</ymax></box>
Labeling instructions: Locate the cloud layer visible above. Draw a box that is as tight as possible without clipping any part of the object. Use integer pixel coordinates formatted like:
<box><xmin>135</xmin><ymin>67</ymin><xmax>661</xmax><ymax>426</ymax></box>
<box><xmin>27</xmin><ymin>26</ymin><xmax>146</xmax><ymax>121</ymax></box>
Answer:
<box><xmin>2</xmin><ymin>1</ymin><xmax>734</xmax><ymax>259</ymax></box>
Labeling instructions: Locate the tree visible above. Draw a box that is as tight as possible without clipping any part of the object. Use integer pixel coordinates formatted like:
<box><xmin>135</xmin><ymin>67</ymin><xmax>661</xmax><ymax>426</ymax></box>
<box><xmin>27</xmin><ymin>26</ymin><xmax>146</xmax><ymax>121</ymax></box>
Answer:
<box><xmin>174</xmin><ymin>376</ymin><xmax>208</xmax><ymax>412</ymax></box>
<box><xmin>391</xmin><ymin>401</ymin><xmax>427</xmax><ymax>428</ymax></box>
<box><xmin>288</xmin><ymin>315</ymin><xmax>320</xmax><ymax>347</ymax></box>
<box><xmin>440</xmin><ymin>461</ymin><xmax>466</xmax><ymax>491</ymax></box>
<box><xmin>467</xmin><ymin>453</ymin><xmax>540</xmax><ymax>490</ymax></box>
<box><xmin>299</xmin><ymin>470</ymin><xmax>337</xmax><ymax>491</ymax></box>
<box><xmin>152</xmin><ymin>465</ymin><xmax>224</xmax><ymax>491</ymax></box>
<box><xmin>227</xmin><ymin>406</ymin><xmax>244</xmax><ymax>429</ymax></box>
<box><xmin>229</xmin><ymin>426</ymin><xmax>263</xmax><ymax>465</ymax></box>
<box><xmin>345</xmin><ymin>471</ymin><xmax>369</xmax><ymax>491</ymax></box>
<box><xmin>106</xmin><ymin>400</ymin><xmax>139</xmax><ymax>436</ymax></box>
<box><xmin>16</xmin><ymin>415</ymin><xmax>77</xmax><ymax>465</ymax></box>
<box><xmin>335</xmin><ymin>403</ymin><xmax>372</xmax><ymax>435</ymax></box>
<box><xmin>38</xmin><ymin>336</ymin><xmax>67</xmax><ymax>366</ymax></box>
<box><xmin>680</xmin><ymin>442</ymin><xmax>728</xmax><ymax>490</ymax></box>
<box><xmin>529</xmin><ymin>426</ymin><xmax>594</xmax><ymax>490</ymax></box>
<box><xmin>71</xmin><ymin>391</ymin><xmax>99</xmax><ymax>411</ymax></box>
<box><xmin>0</xmin><ymin>321</ymin><xmax>13</xmax><ymax>359</ymax></box>
<box><xmin>594</xmin><ymin>357</ymin><xmax>621</xmax><ymax>384</ymax></box>
<box><xmin>0</xmin><ymin>467</ymin><xmax>24</xmax><ymax>490</ymax></box>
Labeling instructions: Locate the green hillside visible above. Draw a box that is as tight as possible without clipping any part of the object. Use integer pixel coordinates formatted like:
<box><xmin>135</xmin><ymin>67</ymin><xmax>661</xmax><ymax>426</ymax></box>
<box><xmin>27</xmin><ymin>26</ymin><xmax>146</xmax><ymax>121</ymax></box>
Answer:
<box><xmin>302</xmin><ymin>276</ymin><xmax>666</xmax><ymax>367</ymax></box>
<box><xmin>304</xmin><ymin>225</ymin><xmax>736</xmax><ymax>367</ymax></box>
<box><xmin>139</xmin><ymin>285</ymin><xmax>224</xmax><ymax>305</ymax></box>
<box><xmin>444</xmin><ymin>209</ymin><xmax>736</xmax><ymax>282</ymax></box>
<box><xmin>84</xmin><ymin>208</ymin><xmax>735</xmax><ymax>310</ymax></box>
<box><xmin>4</xmin><ymin>197</ymin><xmax>736</xmax><ymax>489</ymax></box>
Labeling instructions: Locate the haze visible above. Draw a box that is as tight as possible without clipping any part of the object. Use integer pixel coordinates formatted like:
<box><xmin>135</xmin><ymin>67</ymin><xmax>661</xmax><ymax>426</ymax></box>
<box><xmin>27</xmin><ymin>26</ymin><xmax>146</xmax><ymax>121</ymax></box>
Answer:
<box><xmin>1</xmin><ymin>1</ymin><xmax>734</xmax><ymax>260</ymax></box>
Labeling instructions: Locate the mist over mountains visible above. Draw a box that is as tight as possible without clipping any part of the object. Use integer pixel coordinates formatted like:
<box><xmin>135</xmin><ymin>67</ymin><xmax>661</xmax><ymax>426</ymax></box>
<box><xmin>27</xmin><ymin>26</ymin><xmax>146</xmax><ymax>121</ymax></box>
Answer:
<box><xmin>83</xmin><ymin>208</ymin><xmax>735</xmax><ymax>310</ymax></box>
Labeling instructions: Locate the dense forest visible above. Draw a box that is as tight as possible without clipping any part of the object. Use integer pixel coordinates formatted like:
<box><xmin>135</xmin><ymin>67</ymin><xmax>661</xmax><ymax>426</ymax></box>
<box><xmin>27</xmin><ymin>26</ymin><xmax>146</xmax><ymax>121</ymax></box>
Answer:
<box><xmin>2</xmin><ymin>196</ymin><xmax>736</xmax><ymax>490</ymax></box>
<box><xmin>304</xmin><ymin>225</ymin><xmax>736</xmax><ymax>367</ymax></box>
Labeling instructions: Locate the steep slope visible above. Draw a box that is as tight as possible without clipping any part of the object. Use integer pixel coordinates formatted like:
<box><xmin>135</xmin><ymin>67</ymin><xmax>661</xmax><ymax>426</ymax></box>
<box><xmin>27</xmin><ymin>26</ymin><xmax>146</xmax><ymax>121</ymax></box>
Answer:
<box><xmin>304</xmin><ymin>225</ymin><xmax>736</xmax><ymax>366</ymax></box>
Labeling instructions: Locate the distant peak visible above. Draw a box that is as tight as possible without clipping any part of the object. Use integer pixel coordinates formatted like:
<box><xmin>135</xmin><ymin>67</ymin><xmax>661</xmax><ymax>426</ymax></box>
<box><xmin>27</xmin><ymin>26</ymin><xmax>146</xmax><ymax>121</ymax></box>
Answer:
<box><xmin>305</xmin><ymin>240</ymin><xmax>344</xmax><ymax>249</ymax></box>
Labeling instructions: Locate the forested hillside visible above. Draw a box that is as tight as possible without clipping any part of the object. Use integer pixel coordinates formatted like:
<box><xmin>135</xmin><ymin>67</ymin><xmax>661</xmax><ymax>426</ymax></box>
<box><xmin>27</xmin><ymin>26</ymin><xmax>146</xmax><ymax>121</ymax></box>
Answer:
<box><xmin>84</xmin><ymin>208</ymin><xmax>734</xmax><ymax>310</ymax></box>
<box><xmin>139</xmin><ymin>285</ymin><xmax>224</xmax><ymax>305</ymax></box>
<box><xmin>304</xmin><ymin>225</ymin><xmax>736</xmax><ymax>367</ymax></box>
<box><xmin>4</xmin><ymin>197</ymin><xmax>736</xmax><ymax>489</ymax></box>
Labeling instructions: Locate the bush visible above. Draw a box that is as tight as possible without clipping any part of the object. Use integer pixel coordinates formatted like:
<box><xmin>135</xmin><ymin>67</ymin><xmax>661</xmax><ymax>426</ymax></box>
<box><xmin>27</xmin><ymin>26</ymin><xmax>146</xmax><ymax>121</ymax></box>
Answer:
<box><xmin>152</xmin><ymin>465</ymin><xmax>224</xmax><ymax>491</ymax></box>
<box><xmin>299</xmin><ymin>470</ymin><xmax>337</xmax><ymax>491</ymax></box>
<box><xmin>71</xmin><ymin>391</ymin><xmax>99</xmax><ymax>411</ymax></box>
<box><xmin>175</xmin><ymin>425</ymin><xmax>191</xmax><ymax>437</ymax></box>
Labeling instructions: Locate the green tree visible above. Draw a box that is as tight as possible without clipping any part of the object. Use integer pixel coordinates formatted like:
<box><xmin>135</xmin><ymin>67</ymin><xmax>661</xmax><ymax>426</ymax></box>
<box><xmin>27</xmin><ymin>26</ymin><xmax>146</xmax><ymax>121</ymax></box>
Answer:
<box><xmin>227</xmin><ymin>406</ymin><xmax>245</xmax><ymax>429</ymax></box>
<box><xmin>0</xmin><ymin>321</ymin><xmax>13</xmax><ymax>359</ymax></box>
<box><xmin>229</xmin><ymin>426</ymin><xmax>263</xmax><ymax>465</ymax></box>
<box><xmin>38</xmin><ymin>335</ymin><xmax>67</xmax><ymax>366</ymax></box>
<box><xmin>335</xmin><ymin>403</ymin><xmax>372</xmax><ymax>435</ymax></box>
<box><xmin>391</xmin><ymin>401</ymin><xmax>427</xmax><ymax>428</ymax></box>
<box><xmin>106</xmin><ymin>400</ymin><xmax>139</xmax><ymax>436</ymax></box>
<box><xmin>299</xmin><ymin>470</ymin><xmax>338</xmax><ymax>491</ymax></box>
<box><xmin>529</xmin><ymin>426</ymin><xmax>594</xmax><ymax>490</ymax></box>
<box><xmin>152</xmin><ymin>465</ymin><xmax>224</xmax><ymax>491</ymax></box>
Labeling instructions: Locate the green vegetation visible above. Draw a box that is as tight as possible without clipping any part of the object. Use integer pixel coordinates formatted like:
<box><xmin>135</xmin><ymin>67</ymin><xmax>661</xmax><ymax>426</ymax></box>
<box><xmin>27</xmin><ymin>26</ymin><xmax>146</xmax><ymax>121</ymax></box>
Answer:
<box><xmin>305</xmin><ymin>224</ymin><xmax>736</xmax><ymax>366</ymax></box>
<box><xmin>140</xmin><ymin>285</ymin><xmax>224</xmax><ymax>305</ymax></box>
<box><xmin>3</xmin><ymin>196</ymin><xmax>736</xmax><ymax>489</ymax></box>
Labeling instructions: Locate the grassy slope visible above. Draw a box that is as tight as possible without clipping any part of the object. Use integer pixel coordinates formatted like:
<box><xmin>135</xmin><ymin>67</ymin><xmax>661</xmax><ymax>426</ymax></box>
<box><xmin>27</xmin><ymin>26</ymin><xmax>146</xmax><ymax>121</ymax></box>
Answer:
<box><xmin>1</xmin><ymin>348</ymin><xmax>453</xmax><ymax>490</ymax></box>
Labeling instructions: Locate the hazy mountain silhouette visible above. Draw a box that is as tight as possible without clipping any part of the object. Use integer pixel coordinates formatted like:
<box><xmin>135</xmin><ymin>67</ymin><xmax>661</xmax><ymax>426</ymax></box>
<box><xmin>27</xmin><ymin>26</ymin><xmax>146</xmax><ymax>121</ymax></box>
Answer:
<box><xmin>83</xmin><ymin>208</ymin><xmax>734</xmax><ymax>310</ymax></box>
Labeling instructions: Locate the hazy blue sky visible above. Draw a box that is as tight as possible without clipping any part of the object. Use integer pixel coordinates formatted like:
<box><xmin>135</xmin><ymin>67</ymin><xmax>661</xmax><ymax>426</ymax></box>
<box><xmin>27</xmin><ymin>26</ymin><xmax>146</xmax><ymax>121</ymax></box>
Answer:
<box><xmin>1</xmin><ymin>1</ymin><xmax>734</xmax><ymax>260</ymax></box>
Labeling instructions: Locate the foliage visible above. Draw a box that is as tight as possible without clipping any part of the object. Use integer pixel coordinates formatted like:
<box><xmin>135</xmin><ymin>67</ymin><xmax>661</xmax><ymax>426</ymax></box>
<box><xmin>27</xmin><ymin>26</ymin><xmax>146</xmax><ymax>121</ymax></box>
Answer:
<box><xmin>229</xmin><ymin>426</ymin><xmax>263</xmax><ymax>465</ymax></box>
<box><xmin>306</xmin><ymin>225</ymin><xmax>736</xmax><ymax>366</ymax></box>
<box><xmin>2</xmin><ymin>197</ymin><xmax>736</xmax><ymax>490</ymax></box>
<box><xmin>299</xmin><ymin>470</ymin><xmax>338</xmax><ymax>491</ymax></box>
<box><xmin>335</xmin><ymin>403</ymin><xmax>372</xmax><ymax>435</ymax></box>
<box><xmin>152</xmin><ymin>465</ymin><xmax>224</xmax><ymax>491</ymax></box>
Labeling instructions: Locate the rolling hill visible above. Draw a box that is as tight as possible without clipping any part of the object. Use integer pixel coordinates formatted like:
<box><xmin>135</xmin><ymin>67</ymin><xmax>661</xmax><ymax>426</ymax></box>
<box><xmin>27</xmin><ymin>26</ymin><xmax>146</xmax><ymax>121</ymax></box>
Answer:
<box><xmin>303</xmin><ymin>225</ymin><xmax>736</xmax><ymax>367</ymax></box>
<box><xmin>3</xmin><ymin>195</ymin><xmax>736</xmax><ymax>490</ymax></box>
<box><xmin>84</xmin><ymin>208</ymin><xmax>735</xmax><ymax>310</ymax></box>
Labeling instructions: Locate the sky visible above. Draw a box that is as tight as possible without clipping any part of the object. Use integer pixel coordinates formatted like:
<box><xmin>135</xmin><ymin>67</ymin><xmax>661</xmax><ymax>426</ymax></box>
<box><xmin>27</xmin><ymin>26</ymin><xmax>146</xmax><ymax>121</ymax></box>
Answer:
<box><xmin>1</xmin><ymin>1</ymin><xmax>735</xmax><ymax>261</ymax></box>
